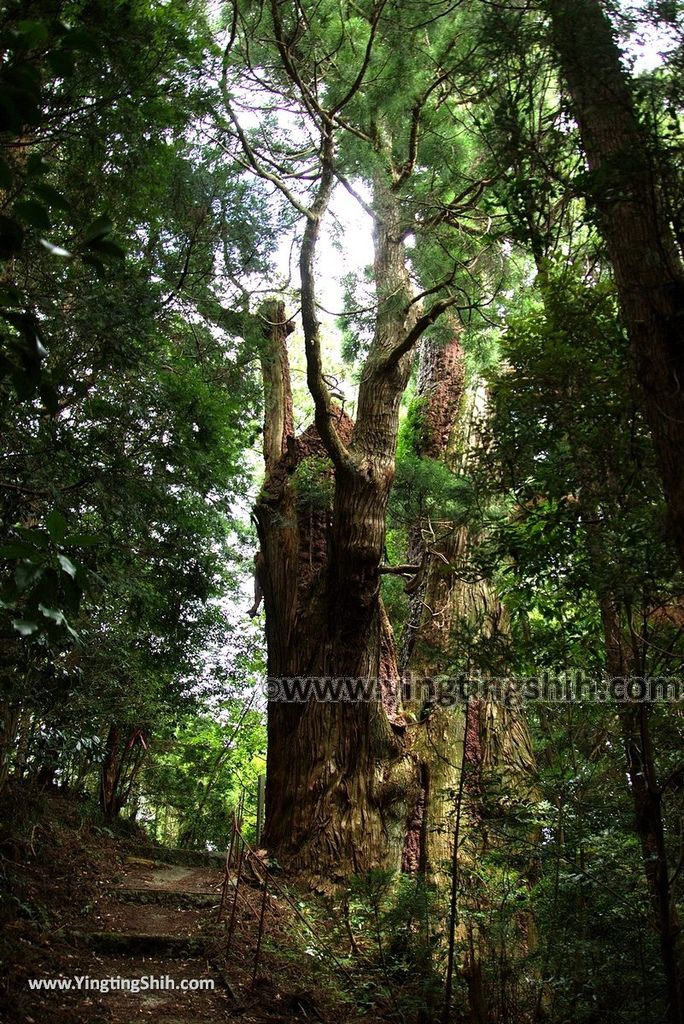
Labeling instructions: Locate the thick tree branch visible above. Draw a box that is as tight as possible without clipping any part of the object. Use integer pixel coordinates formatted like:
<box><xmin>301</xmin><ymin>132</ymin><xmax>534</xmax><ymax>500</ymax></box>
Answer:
<box><xmin>333</xmin><ymin>168</ymin><xmax>377</xmax><ymax>223</ymax></box>
<box><xmin>300</xmin><ymin>131</ymin><xmax>351</xmax><ymax>468</ymax></box>
<box><xmin>379</xmin><ymin>296</ymin><xmax>462</xmax><ymax>374</ymax></box>
<box><xmin>269</xmin><ymin>0</ymin><xmax>332</xmax><ymax>128</ymax></box>
<box><xmin>394</xmin><ymin>67</ymin><xmax>457</xmax><ymax>188</ymax></box>
<box><xmin>416</xmin><ymin>177</ymin><xmax>493</xmax><ymax>229</ymax></box>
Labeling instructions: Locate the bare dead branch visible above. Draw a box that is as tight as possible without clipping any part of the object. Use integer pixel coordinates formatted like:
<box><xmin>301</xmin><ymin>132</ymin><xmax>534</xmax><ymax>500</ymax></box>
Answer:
<box><xmin>379</xmin><ymin>564</ymin><xmax>421</xmax><ymax>576</ymax></box>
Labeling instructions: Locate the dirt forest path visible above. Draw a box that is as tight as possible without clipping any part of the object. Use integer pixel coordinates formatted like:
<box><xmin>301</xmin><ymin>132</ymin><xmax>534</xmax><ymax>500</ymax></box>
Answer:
<box><xmin>17</xmin><ymin>845</ymin><xmax>348</xmax><ymax>1024</ymax></box>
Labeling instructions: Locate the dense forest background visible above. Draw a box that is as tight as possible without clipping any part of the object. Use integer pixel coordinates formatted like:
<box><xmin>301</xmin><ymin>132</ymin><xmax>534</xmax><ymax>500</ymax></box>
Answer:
<box><xmin>1</xmin><ymin>1</ymin><xmax>684</xmax><ymax>1022</ymax></box>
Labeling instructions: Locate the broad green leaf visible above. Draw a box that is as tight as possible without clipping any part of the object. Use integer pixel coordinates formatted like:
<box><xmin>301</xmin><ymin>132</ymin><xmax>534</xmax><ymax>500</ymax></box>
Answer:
<box><xmin>30</xmin><ymin>567</ymin><xmax>59</xmax><ymax>606</ymax></box>
<box><xmin>46</xmin><ymin>509</ymin><xmax>68</xmax><ymax>542</ymax></box>
<box><xmin>83</xmin><ymin>215</ymin><xmax>113</xmax><ymax>244</ymax></box>
<box><xmin>0</xmin><ymin>542</ymin><xmax>41</xmax><ymax>561</ymax></box>
<box><xmin>47</xmin><ymin>49</ymin><xmax>76</xmax><ymax>77</ymax></box>
<box><xmin>26</xmin><ymin>153</ymin><xmax>49</xmax><ymax>177</ymax></box>
<box><xmin>80</xmin><ymin>253</ymin><xmax>105</xmax><ymax>276</ymax></box>
<box><xmin>14</xmin><ymin>526</ymin><xmax>50</xmax><ymax>548</ymax></box>
<box><xmin>39</xmin><ymin>382</ymin><xmax>59</xmax><ymax>413</ymax></box>
<box><xmin>15</xmin><ymin>562</ymin><xmax>42</xmax><ymax>592</ymax></box>
<box><xmin>62</xmin><ymin>27</ymin><xmax>101</xmax><ymax>56</ymax></box>
<box><xmin>86</xmin><ymin>237</ymin><xmax>125</xmax><ymax>259</ymax></box>
<box><xmin>63</xmin><ymin>533</ymin><xmax>100</xmax><ymax>547</ymax></box>
<box><xmin>33</xmin><ymin>183</ymin><xmax>71</xmax><ymax>212</ymax></box>
<box><xmin>38</xmin><ymin>604</ymin><xmax>66</xmax><ymax>625</ymax></box>
<box><xmin>13</xmin><ymin>20</ymin><xmax>50</xmax><ymax>49</ymax></box>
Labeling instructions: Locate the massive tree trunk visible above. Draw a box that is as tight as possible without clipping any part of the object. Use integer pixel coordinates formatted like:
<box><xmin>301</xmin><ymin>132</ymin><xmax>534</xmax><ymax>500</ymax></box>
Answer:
<box><xmin>256</xmin><ymin>395</ymin><xmax>406</xmax><ymax>874</ymax></box>
<box><xmin>399</xmin><ymin>330</ymin><xmax>537</xmax><ymax>1020</ymax></box>
<box><xmin>544</xmin><ymin>0</ymin><xmax>684</xmax><ymax>567</ymax></box>
<box><xmin>401</xmin><ymin>332</ymin><xmax>535</xmax><ymax>876</ymax></box>
<box><xmin>257</xmin><ymin>174</ymin><xmax>428</xmax><ymax>876</ymax></box>
<box><xmin>400</xmin><ymin>329</ymin><xmax>470</xmax><ymax>877</ymax></box>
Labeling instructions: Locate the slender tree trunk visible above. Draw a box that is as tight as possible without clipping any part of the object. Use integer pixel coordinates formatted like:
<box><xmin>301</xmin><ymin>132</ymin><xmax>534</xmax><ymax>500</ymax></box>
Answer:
<box><xmin>178</xmin><ymin>698</ymin><xmax>255</xmax><ymax>847</ymax></box>
<box><xmin>100</xmin><ymin>722</ymin><xmax>122</xmax><ymax>818</ymax></box>
<box><xmin>580</xmin><ymin>496</ymin><xmax>684</xmax><ymax>1023</ymax></box>
<box><xmin>545</xmin><ymin>0</ymin><xmax>684</xmax><ymax>567</ymax></box>
<box><xmin>598</xmin><ymin>591</ymin><xmax>683</xmax><ymax>1024</ymax></box>
<box><xmin>0</xmin><ymin>701</ymin><xmax>19</xmax><ymax>791</ymax></box>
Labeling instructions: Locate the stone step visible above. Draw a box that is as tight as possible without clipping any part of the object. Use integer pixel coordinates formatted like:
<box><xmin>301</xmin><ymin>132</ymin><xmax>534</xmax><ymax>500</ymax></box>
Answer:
<box><xmin>126</xmin><ymin>847</ymin><xmax>225</xmax><ymax>869</ymax></box>
<box><xmin>107</xmin><ymin>887</ymin><xmax>222</xmax><ymax>908</ymax></box>
<box><xmin>66</xmin><ymin>929</ymin><xmax>208</xmax><ymax>957</ymax></box>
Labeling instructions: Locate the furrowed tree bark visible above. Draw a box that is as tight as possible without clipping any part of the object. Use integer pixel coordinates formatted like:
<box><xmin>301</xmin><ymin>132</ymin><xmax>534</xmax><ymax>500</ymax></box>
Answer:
<box><xmin>400</xmin><ymin>328</ymin><xmax>470</xmax><ymax>877</ymax></box>
<box><xmin>544</xmin><ymin>0</ymin><xmax>684</xmax><ymax>567</ymax></box>
<box><xmin>401</xmin><ymin>335</ymin><xmax>535</xmax><ymax>872</ymax></box>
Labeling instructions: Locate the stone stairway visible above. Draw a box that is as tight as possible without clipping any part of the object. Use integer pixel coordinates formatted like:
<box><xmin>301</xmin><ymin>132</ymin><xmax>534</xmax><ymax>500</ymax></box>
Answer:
<box><xmin>35</xmin><ymin>852</ymin><xmax>235</xmax><ymax>1023</ymax></box>
<box><xmin>21</xmin><ymin>844</ymin><xmax>340</xmax><ymax>1024</ymax></box>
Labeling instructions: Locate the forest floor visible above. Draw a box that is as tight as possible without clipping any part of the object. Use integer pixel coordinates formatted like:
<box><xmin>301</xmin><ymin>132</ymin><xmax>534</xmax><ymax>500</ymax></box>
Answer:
<box><xmin>0</xmin><ymin>786</ymin><xmax>381</xmax><ymax>1024</ymax></box>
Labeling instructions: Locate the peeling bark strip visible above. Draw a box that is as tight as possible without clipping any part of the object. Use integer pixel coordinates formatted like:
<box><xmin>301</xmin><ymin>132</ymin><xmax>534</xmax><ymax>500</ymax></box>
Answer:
<box><xmin>545</xmin><ymin>0</ymin><xmax>684</xmax><ymax>568</ymax></box>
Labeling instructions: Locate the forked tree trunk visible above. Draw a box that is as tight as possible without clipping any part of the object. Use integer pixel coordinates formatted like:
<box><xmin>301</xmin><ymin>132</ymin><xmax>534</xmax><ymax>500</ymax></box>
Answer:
<box><xmin>545</xmin><ymin>0</ymin><xmax>684</xmax><ymax>568</ymax></box>
<box><xmin>257</xmin><ymin>177</ymin><xmax>421</xmax><ymax>875</ymax></box>
<box><xmin>99</xmin><ymin>722</ymin><xmax>146</xmax><ymax>819</ymax></box>
<box><xmin>256</xmin><ymin>401</ymin><xmax>405</xmax><ymax>872</ymax></box>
